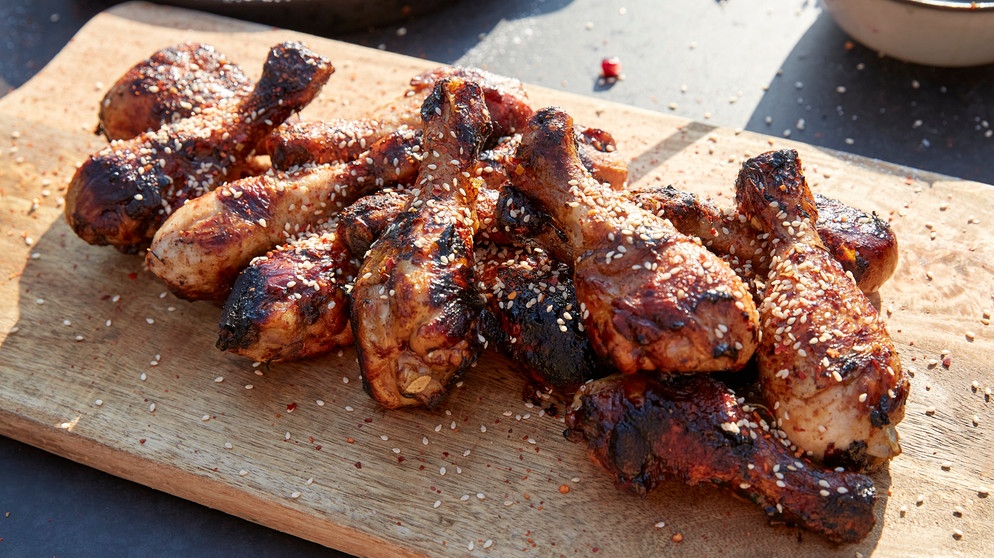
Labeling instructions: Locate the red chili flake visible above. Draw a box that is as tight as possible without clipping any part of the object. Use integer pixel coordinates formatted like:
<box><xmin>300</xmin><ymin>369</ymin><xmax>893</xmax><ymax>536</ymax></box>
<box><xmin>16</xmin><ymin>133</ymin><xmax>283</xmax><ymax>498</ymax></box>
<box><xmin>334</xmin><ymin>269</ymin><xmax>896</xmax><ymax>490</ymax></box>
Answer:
<box><xmin>354</xmin><ymin>461</ymin><xmax>362</xmax><ymax>469</ymax></box>
<box><xmin>942</xmin><ymin>355</ymin><xmax>952</xmax><ymax>368</ymax></box>
<box><xmin>397</xmin><ymin>456</ymin><xmax>406</xmax><ymax>463</ymax></box>
<box><xmin>127</xmin><ymin>272</ymin><xmax>138</xmax><ymax>280</ymax></box>
<box><xmin>139</xmin><ymin>438</ymin><xmax>146</xmax><ymax>444</ymax></box>
<box><xmin>363</xmin><ymin>417</ymin><xmax>373</xmax><ymax>423</ymax></box>
<box><xmin>287</xmin><ymin>402</ymin><xmax>297</xmax><ymax>413</ymax></box>
<box><xmin>601</xmin><ymin>56</ymin><xmax>623</xmax><ymax>79</ymax></box>
<box><xmin>314</xmin><ymin>445</ymin><xmax>322</xmax><ymax>451</ymax></box>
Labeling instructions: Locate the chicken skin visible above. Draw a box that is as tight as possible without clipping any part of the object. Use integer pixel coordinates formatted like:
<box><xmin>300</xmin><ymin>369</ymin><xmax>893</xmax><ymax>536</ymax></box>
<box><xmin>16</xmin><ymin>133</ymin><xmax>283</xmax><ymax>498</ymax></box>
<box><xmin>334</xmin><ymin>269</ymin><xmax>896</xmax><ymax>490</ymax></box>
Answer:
<box><xmin>65</xmin><ymin>42</ymin><xmax>334</xmax><ymax>253</ymax></box>
<box><xmin>350</xmin><ymin>77</ymin><xmax>492</xmax><ymax>409</ymax></box>
<box><xmin>512</xmin><ymin>107</ymin><xmax>759</xmax><ymax>374</ymax></box>
<box><xmin>631</xmin><ymin>185</ymin><xmax>898</xmax><ymax>294</ymax></box>
<box><xmin>217</xmin><ymin>223</ymin><xmax>357</xmax><ymax>362</ymax></box>
<box><xmin>735</xmin><ymin>149</ymin><xmax>909</xmax><ymax>471</ymax></box>
<box><xmin>476</xmin><ymin>243</ymin><xmax>605</xmax><ymax>392</ymax></box>
<box><xmin>146</xmin><ymin>128</ymin><xmax>422</xmax><ymax>301</ymax></box>
<box><xmin>98</xmin><ymin>42</ymin><xmax>252</xmax><ymax>141</ymax></box>
<box><xmin>565</xmin><ymin>373</ymin><xmax>878</xmax><ymax>544</ymax></box>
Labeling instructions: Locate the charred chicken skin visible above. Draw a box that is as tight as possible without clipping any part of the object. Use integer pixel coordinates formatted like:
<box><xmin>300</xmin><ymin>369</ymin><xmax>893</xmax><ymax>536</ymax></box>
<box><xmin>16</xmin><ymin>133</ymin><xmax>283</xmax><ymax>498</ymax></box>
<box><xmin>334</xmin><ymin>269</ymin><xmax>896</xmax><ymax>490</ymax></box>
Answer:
<box><xmin>476</xmin><ymin>243</ymin><xmax>605</xmax><ymax>393</ymax></box>
<box><xmin>565</xmin><ymin>373</ymin><xmax>878</xmax><ymax>544</ymax></box>
<box><xmin>97</xmin><ymin>42</ymin><xmax>253</xmax><ymax>141</ymax></box>
<box><xmin>350</xmin><ymin>77</ymin><xmax>492</xmax><ymax>409</ymax></box>
<box><xmin>217</xmin><ymin>223</ymin><xmax>356</xmax><ymax>362</ymax></box>
<box><xmin>630</xmin><ymin>185</ymin><xmax>898</xmax><ymax>294</ymax></box>
<box><xmin>65</xmin><ymin>42</ymin><xmax>334</xmax><ymax>253</ymax></box>
<box><xmin>512</xmin><ymin>107</ymin><xmax>759</xmax><ymax>374</ymax></box>
<box><xmin>146</xmin><ymin>128</ymin><xmax>422</xmax><ymax>301</ymax></box>
<box><xmin>735</xmin><ymin>149</ymin><xmax>909</xmax><ymax>471</ymax></box>
<box><xmin>813</xmin><ymin>193</ymin><xmax>898</xmax><ymax>295</ymax></box>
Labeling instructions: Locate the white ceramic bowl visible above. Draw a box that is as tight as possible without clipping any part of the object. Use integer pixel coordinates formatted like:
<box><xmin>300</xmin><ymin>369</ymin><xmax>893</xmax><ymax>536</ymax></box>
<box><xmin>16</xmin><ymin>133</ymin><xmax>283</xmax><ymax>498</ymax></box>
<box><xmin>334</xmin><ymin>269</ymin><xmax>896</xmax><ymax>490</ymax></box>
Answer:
<box><xmin>821</xmin><ymin>0</ymin><xmax>994</xmax><ymax>67</ymax></box>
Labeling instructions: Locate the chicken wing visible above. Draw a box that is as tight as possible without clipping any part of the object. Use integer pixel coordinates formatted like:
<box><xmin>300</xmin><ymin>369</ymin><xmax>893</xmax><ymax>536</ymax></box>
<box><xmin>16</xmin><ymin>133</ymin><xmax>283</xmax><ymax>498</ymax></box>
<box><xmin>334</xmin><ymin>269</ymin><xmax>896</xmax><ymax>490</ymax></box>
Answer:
<box><xmin>97</xmin><ymin>42</ymin><xmax>252</xmax><ymax>141</ymax></box>
<box><xmin>350</xmin><ymin>77</ymin><xmax>492</xmax><ymax>409</ymax></box>
<box><xmin>735</xmin><ymin>149</ymin><xmax>909</xmax><ymax>471</ymax></box>
<box><xmin>65</xmin><ymin>42</ymin><xmax>334</xmax><ymax>253</ymax></box>
<box><xmin>513</xmin><ymin>107</ymin><xmax>759</xmax><ymax>374</ymax></box>
<box><xmin>146</xmin><ymin>127</ymin><xmax>421</xmax><ymax>301</ymax></box>
<box><xmin>565</xmin><ymin>373</ymin><xmax>877</xmax><ymax>544</ymax></box>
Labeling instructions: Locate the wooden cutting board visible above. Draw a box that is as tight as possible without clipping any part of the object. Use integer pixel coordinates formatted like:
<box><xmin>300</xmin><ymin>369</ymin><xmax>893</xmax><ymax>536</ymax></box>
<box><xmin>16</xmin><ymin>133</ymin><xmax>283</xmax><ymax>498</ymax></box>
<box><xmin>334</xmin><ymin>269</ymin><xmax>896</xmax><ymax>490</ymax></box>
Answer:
<box><xmin>1</xmin><ymin>2</ymin><xmax>991</xmax><ymax>556</ymax></box>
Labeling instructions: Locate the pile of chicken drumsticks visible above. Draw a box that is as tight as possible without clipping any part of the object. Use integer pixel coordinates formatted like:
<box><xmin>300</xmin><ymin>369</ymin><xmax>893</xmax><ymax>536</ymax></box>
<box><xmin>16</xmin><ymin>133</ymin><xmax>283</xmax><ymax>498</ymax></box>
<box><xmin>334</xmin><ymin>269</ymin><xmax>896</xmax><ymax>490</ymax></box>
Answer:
<box><xmin>64</xmin><ymin>42</ymin><xmax>909</xmax><ymax>544</ymax></box>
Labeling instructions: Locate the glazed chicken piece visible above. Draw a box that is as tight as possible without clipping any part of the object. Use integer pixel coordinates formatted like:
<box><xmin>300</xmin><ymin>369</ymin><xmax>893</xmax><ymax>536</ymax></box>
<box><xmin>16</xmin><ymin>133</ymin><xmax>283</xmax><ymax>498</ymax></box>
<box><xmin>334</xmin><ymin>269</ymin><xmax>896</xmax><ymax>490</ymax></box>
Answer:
<box><xmin>735</xmin><ymin>149</ymin><xmax>909</xmax><ymax>471</ymax></box>
<box><xmin>98</xmin><ymin>42</ymin><xmax>253</xmax><ymax>141</ymax></box>
<box><xmin>630</xmin><ymin>185</ymin><xmax>898</xmax><ymax>294</ymax></box>
<box><xmin>217</xmin><ymin>222</ymin><xmax>357</xmax><ymax>362</ymax></box>
<box><xmin>814</xmin><ymin>193</ymin><xmax>898</xmax><ymax>294</ymax></box>
<box><xmin>476</xmin><ymin>243</ymin><xmax>605</xmax><ymax>393</ymax></box>
<box><xmin>65</xmin><ymin>42</ymin><xmax>334</xmax><ymax>253</ymax></box>
<box><xmin>265</xmin><ymin>119</ymin><xmax>386</xmax><ymax>169</ymax></box>
<box><xmin>146</xmin><ymin>127</ymin><xmax>422</xmax><ymax>301</ymax></box>
<box><xmin>350</xmin><ymin>77</ymin><xmax>492</xmax><ymax>409</ymax></box>
<box><xmin>263</xmin><ymin>65</ymin><xmax>533</xmax><ymax>173</ymax></box>
<box><xmin>513</xmin><ymin>107</ymin><xmax>759</xmax><ymax>374</ymax></box>
<box><xmin>217</xmin><ymin>190</ymin><xmax>409</xmax><ymax>362</ymax></box>
<box><xmin>565</xmin><ymin>373</ymin><xmax>878</xmax><ymax>544</ymax></box>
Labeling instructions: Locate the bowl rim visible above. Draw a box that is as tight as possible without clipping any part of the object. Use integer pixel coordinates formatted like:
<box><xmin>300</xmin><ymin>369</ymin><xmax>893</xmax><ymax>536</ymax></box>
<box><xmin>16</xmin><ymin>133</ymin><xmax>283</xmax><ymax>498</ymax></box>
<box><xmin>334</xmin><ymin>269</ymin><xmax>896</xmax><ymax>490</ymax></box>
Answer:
<box><xmin>888</xmin><ymin>0</ymin><xmax>994</xmax><ymax>11</ymax></box>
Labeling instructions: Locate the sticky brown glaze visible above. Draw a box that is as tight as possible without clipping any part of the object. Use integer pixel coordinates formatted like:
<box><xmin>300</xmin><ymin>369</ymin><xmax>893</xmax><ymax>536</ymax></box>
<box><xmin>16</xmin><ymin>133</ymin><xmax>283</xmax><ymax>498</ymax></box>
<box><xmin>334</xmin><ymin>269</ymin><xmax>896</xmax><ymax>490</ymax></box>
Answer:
<box><xmin>146</xmin><ymin>127</ymin><xmax>421</xmax><ymax>301</ymax></box>
<box><xmin>513</xmin><ymin>107</ymin><xmax>759</xmax><ymax>374</ymax></box>
<box><xmin>476</xmin><ymin>243</ymin><xmax>606</xmax><ymax>393</ymax></box>
<box><xmin>735</xmin><ymin>149</ymin><xmax>909</xmax><ymax>472</ymax></box>
<box><xmin>631</xmin><ymin>185</ymin><xmax>898</xmax><ymax>294</ymax></box>
<box><xmin>814</xmin><ymin>194</ymin><xmax>898</xmax><ymax>294</ymax></box>
<box><xmin>217</xmin><ymin>225</ymin><xmax>356</xmax><ymax>362</ymax></box>
<box><xmin>97</xmin><ymin>42</ymin><xmax>253</xmax><ymax>141</ymax></box>
<box><xmin>350</xmin><ymin>77</ymin><xmax>492</xmax><ymax>409</ymax></box>
<box><xmin>66</xmin><ymin>42</ymin><xmax>334</xmax><ymax>253</ymax></box>
<box><xmin>565</xmin><ymin>373</ymin><xmax>878</xmax><ymax>544</ymax></box>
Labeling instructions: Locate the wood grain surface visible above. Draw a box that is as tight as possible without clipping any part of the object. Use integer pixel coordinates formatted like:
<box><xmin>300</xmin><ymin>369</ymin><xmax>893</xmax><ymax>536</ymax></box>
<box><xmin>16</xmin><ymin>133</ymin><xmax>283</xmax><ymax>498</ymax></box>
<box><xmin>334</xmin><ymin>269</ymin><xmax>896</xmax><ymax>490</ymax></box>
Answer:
<box><xmin>1</xmin><ymin>2</ymin><xmax>992</xmax><ymax>556</ymax></box>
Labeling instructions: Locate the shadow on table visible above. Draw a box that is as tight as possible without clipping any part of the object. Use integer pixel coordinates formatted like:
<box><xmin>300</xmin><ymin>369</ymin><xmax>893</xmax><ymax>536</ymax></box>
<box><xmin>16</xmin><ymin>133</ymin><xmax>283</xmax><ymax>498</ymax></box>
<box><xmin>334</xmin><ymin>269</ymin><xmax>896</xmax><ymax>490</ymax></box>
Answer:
<box><xmin>333</xmin><ymin>0</ymin><xmax>575</xmax><ymax>64</ymax></box>
<box><xmin>745</xmin><ymin>11</ymin><xmax>994</xmax><ymax>186</ymax></box>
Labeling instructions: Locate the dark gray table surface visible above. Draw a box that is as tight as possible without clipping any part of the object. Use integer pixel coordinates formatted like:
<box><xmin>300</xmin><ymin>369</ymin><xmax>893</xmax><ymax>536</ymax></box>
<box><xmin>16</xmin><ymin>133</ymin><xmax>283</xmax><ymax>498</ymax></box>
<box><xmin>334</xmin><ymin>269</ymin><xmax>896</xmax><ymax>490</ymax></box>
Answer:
<box><xmin>2</xmin><ymin>1</ymin><xmax>992</xmax><ymax>556</ymax></box>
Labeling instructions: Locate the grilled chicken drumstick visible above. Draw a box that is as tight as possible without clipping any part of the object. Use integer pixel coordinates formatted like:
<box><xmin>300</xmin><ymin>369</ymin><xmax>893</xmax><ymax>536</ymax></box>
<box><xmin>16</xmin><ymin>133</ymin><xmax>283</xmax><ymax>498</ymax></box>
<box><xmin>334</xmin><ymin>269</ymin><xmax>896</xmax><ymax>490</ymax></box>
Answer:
<box><xmin>631</xmin><ymin>185</ymin><xmax>898</xmax><ymax>294</ymax></box>
<box><xmin>476</xmin><ymin>243</ymin><xmax>605</xmax><ymax>392</ymax></box>
<box><xmin>513</xmin><ymin>108</ymin><xmax>759</xmax><ymax>374</ymax></box>
<box><xmin>98</xmin><ymin>42</ymin><xmax>253</xmax><ymax>141</ymax></box>
<box><xmin>735</xmin><ymin>149</ymin><xmax>909</xmax><ymax>471</ymax></box>
<box><xmin>217</xmin><ymin>221</ymin><xmax>357</xmax><ymax>362</ymax></box>
<box><xmin>218</xmin><ymin>190</ymin><xmax>410</xmax><ymax>362</ymax></box>
<box><xmin>266</xmin><ymin>65</ymin><xmax>534</xmax><ymax>172</ymax></box>
<box><xmin>565</xmin><ymin>373</ymin><xmax>878</xmax><ymax>544</ymax></box>
<box><xmin>146</xmin><ymin>128</ymin><xmax>422</xmax><ymax>301</ymax></box>
<box><xmin>350</xmin><ymin>77</ymin><xmax>492</xmax><ymax>409</ymax></box>
<box><xmin>66</xmin><ymin>42</ymin><xmax>333</xmax><ymax>253</ymax></box>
